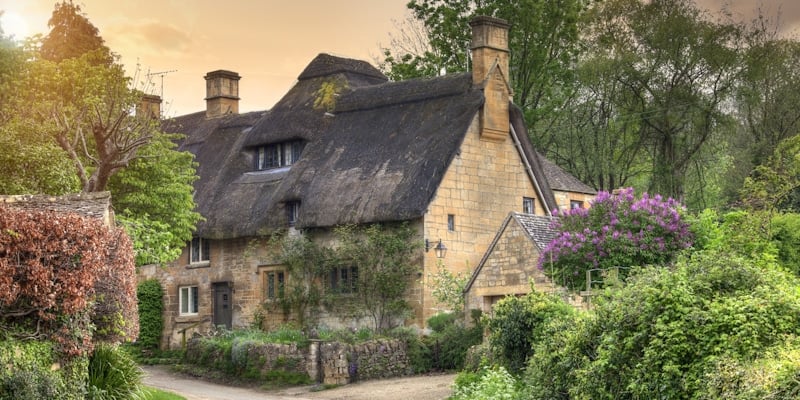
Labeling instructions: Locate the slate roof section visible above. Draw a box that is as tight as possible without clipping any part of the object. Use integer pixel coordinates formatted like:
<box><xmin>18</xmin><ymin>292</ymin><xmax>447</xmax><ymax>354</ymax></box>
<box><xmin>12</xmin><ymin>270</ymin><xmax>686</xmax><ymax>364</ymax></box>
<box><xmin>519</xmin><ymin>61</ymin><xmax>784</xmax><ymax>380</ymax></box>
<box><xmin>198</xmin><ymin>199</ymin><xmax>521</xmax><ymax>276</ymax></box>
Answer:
<box><xmin>538</xmin><ymin>153</ymin><xmax>597</xmax><ymax>195</ymax></box>
<box><xmin>513</xmin><ymin>213</ymin><xmax>559</xmax><ymax>249</ymax></box>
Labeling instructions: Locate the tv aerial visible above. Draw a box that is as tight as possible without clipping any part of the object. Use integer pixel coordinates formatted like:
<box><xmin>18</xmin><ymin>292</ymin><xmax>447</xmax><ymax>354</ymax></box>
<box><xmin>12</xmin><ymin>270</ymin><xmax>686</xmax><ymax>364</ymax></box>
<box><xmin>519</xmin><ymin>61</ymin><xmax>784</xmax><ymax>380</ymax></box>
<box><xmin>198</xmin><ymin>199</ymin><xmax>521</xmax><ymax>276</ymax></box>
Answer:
<box><xmin>146</xmin><ymin>69</ymin><xmax>177</xmax><ymax>98</ymax></box>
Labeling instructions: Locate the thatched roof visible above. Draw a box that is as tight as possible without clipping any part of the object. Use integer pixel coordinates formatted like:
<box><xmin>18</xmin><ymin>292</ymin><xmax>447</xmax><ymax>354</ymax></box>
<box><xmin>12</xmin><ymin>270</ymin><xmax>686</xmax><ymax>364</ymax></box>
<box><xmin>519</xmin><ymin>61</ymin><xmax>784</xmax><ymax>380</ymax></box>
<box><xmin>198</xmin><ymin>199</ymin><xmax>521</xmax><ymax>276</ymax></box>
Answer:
<box><xmin>168</xmin><ymin>53</ymin><xmax>586</xmax><ymax>239</ymax></box>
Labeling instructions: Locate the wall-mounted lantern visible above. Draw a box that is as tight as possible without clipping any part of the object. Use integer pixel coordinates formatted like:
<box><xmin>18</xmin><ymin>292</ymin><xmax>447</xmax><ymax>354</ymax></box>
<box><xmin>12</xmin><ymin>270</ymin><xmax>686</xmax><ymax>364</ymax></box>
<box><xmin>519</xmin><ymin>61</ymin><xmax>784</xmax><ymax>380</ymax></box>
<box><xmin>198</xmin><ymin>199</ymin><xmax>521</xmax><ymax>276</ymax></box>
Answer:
<box><xmin>425</xmin><ymin>238</ymin><xmax>447</xmax><ymax>259</ymax></box>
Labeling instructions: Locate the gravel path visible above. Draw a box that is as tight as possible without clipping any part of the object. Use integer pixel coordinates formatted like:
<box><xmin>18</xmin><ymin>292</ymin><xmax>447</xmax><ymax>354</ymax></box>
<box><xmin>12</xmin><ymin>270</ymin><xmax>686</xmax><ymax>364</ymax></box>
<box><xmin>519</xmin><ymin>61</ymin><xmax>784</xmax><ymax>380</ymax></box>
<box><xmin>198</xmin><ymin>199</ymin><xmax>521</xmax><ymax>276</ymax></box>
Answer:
<box><xmin>142</xmin><ymin>365</ymin><xmax>455</xmax><ymax>400</ymax></box>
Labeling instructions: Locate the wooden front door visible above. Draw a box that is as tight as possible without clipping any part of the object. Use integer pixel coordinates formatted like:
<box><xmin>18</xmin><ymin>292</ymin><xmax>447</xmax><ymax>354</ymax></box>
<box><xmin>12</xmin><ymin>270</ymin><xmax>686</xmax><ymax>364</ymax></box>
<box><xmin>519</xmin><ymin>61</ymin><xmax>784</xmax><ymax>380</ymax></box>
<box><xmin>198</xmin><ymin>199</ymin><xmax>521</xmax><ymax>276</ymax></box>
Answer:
<box><xmin>212</xmin><ymin>282</ymin><xmax>232</xmax><ymax>329</ymax></box>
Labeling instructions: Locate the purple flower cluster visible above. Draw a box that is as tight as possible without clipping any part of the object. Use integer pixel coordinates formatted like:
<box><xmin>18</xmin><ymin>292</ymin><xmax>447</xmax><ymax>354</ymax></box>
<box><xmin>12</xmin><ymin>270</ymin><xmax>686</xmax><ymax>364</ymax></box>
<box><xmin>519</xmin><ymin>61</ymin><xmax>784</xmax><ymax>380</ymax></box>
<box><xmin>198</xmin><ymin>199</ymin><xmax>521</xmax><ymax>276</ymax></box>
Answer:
<box><xmin>539</xmin><ymin>188</ymin><xmax>693</xmax><ymax>289</ymax></box>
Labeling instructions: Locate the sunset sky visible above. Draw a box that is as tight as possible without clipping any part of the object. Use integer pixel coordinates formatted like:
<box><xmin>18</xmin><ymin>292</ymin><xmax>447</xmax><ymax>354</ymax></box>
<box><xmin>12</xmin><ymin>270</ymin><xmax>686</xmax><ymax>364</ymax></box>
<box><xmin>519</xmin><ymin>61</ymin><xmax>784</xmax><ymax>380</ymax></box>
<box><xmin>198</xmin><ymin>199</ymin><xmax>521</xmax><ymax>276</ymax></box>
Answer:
<box><xmin>1</xmin><ymin>0</ymin><xmax>798</xmax><ymax>116</ymax></box>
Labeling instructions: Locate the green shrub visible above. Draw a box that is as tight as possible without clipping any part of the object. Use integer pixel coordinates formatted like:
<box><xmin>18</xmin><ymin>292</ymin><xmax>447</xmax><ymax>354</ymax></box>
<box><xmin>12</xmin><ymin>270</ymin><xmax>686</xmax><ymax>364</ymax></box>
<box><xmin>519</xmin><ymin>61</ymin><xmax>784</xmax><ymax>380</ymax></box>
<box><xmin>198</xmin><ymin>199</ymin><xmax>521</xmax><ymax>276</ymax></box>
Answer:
<box><xmin>136</xmin><ymin>279</ymin><xmax>164</xmax><ymax>350</ymax></box>
<box><xmin>486</xmin><ymin>290</ymin><xmax>576</xmax><ymax>374</ymax></box>
<box><xmin>523</xmin><ymin>249</ymin><xmax>800</xmax><ymax>399</ymax></box>
<box><xmin>389</xmin><ymin>327</ymin><xmax>433</xmax><ymax>374</ymax></box>
<box><xmin>87</xmin><ymin>343</ymin><xmax>143</xmax><ymax>400</ymax></box>
<box><xmin>450</xmin><ymin>365</ymin><xmax>520</xmax><ymax>400</ymax></box>
<box><xmin>0</xmin><ymin>338</ymin><xmax>83</xmax><ymax>400</ymax></box>
<box><xmin>427</xmin><ymin>312</ymin><xmax>459</xmax><ymax>333</ymax></box>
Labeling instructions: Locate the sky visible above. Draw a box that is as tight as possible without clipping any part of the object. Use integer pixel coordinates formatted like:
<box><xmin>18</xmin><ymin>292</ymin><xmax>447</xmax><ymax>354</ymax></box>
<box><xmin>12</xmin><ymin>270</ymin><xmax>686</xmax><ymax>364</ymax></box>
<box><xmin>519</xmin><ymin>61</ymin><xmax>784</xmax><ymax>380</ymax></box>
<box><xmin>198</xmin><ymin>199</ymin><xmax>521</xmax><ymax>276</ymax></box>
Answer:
<box><xmin>1</xmin><ymin>0</ymin><xmax>799</xmax><ymax>117</ymax></box>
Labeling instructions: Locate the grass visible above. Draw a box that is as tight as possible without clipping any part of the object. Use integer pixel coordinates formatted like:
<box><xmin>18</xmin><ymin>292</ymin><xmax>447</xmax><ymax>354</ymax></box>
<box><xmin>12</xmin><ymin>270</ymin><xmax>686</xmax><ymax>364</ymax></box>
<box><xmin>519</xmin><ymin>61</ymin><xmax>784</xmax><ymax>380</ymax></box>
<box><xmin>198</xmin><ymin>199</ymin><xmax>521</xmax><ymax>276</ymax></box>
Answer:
<box><xmin>141</xmin><ymin>386</ymin><xmax>186</xmax><ymax>400</ymax></box>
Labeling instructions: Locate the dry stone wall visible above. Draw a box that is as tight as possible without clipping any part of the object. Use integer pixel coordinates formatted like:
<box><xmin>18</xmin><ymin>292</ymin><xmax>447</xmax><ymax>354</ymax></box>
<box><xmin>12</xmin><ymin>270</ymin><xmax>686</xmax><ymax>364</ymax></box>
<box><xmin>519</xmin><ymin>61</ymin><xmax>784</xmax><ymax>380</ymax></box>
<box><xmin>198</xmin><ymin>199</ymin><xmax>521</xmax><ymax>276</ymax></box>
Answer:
<box><xmin>185</xmin><ymin>337</ymin><xmax>410</xmax><ymax>386</ymax></box>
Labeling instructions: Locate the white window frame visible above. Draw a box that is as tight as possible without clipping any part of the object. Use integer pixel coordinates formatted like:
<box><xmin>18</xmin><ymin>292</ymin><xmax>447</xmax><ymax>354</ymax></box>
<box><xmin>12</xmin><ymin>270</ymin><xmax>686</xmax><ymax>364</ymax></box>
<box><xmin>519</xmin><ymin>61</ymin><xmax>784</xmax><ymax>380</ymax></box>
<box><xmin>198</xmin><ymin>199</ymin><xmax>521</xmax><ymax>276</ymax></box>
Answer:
<box><xmin>570</xmin><ymin>200</ymin><xmax>584</xmax><ymax>210</ymax></box>
<box><xmin>190</xmin><ymin>237</ymin><xmax>210</xmax><ymax>264</ymax></box>
<box><xmin>255</xmin><ymin>141</ymin><xmax>303</xmax><ymax>170</ymax></box>
<box><xmin>523</xmin><ymin>197</ymin><xmax>535</xmax><ymax>214</ymax></box>
<box><xmin>179</xmin><ymin>286</ymin><xmax>199</xmax><ymax>315</ymax></box>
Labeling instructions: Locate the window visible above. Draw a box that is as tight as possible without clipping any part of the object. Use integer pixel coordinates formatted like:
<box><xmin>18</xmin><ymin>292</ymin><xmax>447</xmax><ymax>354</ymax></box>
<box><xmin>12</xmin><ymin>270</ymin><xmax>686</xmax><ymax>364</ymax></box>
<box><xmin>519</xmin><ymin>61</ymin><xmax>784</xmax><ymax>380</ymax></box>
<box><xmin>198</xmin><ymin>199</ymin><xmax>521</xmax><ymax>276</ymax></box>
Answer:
<box><xmin>523</xmin><ymin>197</ymin><xmax>535</xmax><ymax>214</ymax></box>
<box><xmin>190</xmin><ymin>237</ymin><xmax>210</xmax><ymax>263</ymax></box>
<box><xmin>265</xmin><ymin>270</ymin><xmax>285</xmax><ymax>300</ymax></box>
<box><xmin>255</xmin><ymin>141</ymin><xmax>303</xmax><ymax>170</ymax></box>
<box><xmin>287</xmin><ymin>201</ymin><xmax>300</xmax><ymax>226</ymax></box>
<box><xmin>570</xmin><ymin>200</ymin><xmax>584</xmax><ymax>210</ymax></box>
<box><xmin>447</xmin><ymin>214</ymin><xmax>455</xmax><ymax>231</ymax></box>
<box><xmin>179</xmin><ymin>286</ymin><xmax>199</xmax><ymax>315</ymax></box>
<box><xmin>329</xmin><ymin>266</ymin><xmax>358</xmax><ymax>294</ymax></box>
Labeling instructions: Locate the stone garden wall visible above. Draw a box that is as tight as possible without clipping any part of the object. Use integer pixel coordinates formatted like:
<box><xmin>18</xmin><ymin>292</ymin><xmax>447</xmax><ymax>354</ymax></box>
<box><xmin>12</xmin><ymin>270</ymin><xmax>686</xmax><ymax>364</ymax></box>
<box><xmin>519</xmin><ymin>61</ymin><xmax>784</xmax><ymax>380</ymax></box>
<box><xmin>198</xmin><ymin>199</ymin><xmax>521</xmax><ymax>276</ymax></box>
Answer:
<box><xmin>185</xmin><ymin>337</ymin><xmax>410</xmax><ymax>385</ymax></box>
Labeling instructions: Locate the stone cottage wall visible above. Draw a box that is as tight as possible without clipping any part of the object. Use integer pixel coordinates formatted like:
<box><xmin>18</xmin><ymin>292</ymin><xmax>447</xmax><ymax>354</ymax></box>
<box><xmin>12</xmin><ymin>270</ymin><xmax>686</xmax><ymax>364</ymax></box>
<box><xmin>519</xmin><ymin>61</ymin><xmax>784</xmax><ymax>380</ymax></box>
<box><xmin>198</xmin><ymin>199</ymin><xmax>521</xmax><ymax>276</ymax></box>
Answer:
<box><xmin>465</xmin><ymin>220</ymin><xmax>584</xmax><ymax>315</ymax></box>
<box><xmin>422</xmin><ymin>115</ymin><xmax>542</xmax><ymax>324</ymax></box>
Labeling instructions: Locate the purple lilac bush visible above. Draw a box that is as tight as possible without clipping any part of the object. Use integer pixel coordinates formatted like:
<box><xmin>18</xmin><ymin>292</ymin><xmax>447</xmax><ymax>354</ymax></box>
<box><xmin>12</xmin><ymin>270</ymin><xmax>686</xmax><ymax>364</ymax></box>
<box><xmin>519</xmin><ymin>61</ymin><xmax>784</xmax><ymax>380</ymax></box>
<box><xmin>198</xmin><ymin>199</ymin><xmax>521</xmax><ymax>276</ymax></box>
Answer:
<box><xmin>538</xmin><ymin>187</ymin><xmax>693</xmax><ymax>290</ymax></box>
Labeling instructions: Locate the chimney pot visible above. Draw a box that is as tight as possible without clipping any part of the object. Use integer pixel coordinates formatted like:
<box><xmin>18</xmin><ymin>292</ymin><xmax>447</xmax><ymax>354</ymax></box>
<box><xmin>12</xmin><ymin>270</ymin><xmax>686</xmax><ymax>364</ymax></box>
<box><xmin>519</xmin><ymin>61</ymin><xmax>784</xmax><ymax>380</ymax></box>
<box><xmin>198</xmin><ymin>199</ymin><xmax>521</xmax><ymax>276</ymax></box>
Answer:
<box><xmin>204</xmin><ymin>70</ymin><xmax>240</xmax><ymax>118</ymax></box>
<box><xmin>137</xmin><ymin>93</ymin><xmax>162</xmax><ymax>119</ymax></box>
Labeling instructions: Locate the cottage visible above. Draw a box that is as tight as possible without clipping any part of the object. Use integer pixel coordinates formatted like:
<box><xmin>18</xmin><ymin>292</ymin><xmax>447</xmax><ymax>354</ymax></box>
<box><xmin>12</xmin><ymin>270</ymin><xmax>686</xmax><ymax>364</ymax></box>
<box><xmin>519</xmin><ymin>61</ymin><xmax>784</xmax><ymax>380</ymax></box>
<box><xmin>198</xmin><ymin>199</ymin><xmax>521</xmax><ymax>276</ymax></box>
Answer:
<box><xmin>138</xmin><ymin>16</ymin><xmax>595</xmax><ymax>348</ymax></box>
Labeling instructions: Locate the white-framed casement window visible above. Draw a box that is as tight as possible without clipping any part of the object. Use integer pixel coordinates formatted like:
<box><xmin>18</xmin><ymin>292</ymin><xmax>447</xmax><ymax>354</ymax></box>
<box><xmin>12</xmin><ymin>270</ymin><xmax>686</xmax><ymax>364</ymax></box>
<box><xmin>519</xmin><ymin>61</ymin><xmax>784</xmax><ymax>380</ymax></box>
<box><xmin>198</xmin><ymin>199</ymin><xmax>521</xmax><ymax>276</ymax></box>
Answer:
<box><xmin>190</xmin><ymin>237</ymin><xmax>210</xmax><ymax>264</ymax></box>
<box><xmin>329</xmin><ymin>266</ymin><xmax>358</xmax><ymax>294</ymax></box>
<box><xmin>255</xmin><ymin>141</ymin><xmax>304</xmax><ymax>170</ymax></box>
<box><xmin>179</xmin><ymin>286</ymin><xmax>199</xmax><ymax>315</ymax></box>
<box><xmin>523</xmin><ymin>197</ymin><xmax>535</xmax><ymax>214</ymax></box>
<box><xmin>570</xmin><ymin>200</ymin><xmax>584</xmax><ymax>210</ymax></box>
<box><xmin>265</xmin><ymin>270</ymin><xmax>286</xmax><ymax>300</ymax></box>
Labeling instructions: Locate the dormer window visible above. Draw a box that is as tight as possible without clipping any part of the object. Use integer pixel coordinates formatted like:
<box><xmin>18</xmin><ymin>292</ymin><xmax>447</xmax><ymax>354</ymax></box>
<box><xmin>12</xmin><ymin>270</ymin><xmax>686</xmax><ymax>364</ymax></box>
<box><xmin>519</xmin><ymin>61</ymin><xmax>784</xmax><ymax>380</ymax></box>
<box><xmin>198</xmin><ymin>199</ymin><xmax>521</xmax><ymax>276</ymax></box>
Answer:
<box><xmin>256</xmin><ymin>141</ymin><xmax>304</xmax><ymax>170</ymax></box>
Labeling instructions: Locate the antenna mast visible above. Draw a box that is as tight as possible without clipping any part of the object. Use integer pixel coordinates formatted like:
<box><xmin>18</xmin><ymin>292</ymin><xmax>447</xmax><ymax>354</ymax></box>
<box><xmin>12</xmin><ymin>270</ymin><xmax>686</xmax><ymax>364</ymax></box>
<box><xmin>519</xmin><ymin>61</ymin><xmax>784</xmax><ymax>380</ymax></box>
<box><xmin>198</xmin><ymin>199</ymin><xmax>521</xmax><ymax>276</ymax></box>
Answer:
<box><xmin>146</xmin><ymin>69</ymin><xmax>177</xmax><ymax>98</ymax></box>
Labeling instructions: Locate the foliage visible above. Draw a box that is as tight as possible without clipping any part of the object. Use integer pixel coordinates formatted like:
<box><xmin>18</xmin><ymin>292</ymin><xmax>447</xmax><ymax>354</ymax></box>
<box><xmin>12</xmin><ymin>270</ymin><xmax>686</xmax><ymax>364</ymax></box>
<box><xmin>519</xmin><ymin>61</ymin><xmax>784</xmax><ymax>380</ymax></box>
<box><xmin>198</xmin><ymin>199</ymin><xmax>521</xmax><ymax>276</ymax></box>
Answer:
<box><xmin>108</xmin><ymin>132</ymin><xmax>201</xmax><ymax>266</ymax></box>
<box><xmin>485</xmin><ymin>289</ymin><xmax>577</xmax><ymax>374</ymax></box>
<box><xmin>450</xmin><ymin>365</ymin><xmax>520</xmax><ymax>400</ymax></box>
<box><xmin>136</xmin><ymin>279</ymin><xmax>164</xmax><ymax>350</ymax></box>
<box><xmin>539</xmin><ymin>187</ymin><xmax>693</xmax><ymax>291</ymax></box>
<box><xmin>698</xmin><ymin>339</ymin><xmax>800</xmax><ymax>400</ymax></box>
<box><xmin>92</xmin><ymin>227</ymin><xmax>139</xmax><ymax>344</ymax></box>
<box><xmin>427</xmin><ymin>261</ymin><xmax>468</xmax><ymax>313</ymax></box>
<box><xmin>266</xmin><ymin>233</ymin><xmax>331</xmax><ymax>329</ymax></box>
<box><xmin>87</xmin><ymin>343</ymin><xmax>144</xmax><ymax>400</ymax></box>
<box><xmin>39</xmin><ymin>0</ymin><xmax>112</xmax><ymax>64</ymax></box>
<box><xmin>0</xmin><ymin>206</ymin><xmax>138</xmax><ymax>357</ymax></box>
<box><xmin>741</xmin><ymin>134</ymin><xmax>800</xmax><ymax>212</ymax></box>
<box><xmin>333</xmin><ymin>223</ymin><xmax>420</xmax><ymax>332</ymax></box>
<box><xmin>522</xmin><ymin>248</ymin><xmax>800</xmax><ymax>399</ymax></box>
<box><xmin>771</xmin><ymin>213</ymin><xmax>800</xmax><ymax>276</ymax></box>
<box><xmin>427</xmin><ymin>312</ymin><xmax>459</xmax><ymax>334</ymax></box>
<box><xmin>0</xmin><ymin>339</ymin><xmax>82</xmax><ymax>400</ymax></box>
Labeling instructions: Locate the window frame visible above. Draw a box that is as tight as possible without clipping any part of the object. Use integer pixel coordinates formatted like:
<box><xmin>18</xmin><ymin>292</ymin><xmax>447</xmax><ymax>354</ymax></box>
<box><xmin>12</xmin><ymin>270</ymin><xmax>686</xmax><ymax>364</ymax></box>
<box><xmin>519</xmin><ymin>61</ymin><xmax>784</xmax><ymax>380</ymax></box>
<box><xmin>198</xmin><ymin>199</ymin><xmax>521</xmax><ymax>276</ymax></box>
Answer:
<box><xmin>329</xmin><ymin>266</ymin><xmax>358</xmax><ymax>294</ymax></box>
<box><xmin>255</xmin><ymin>140</ymin><xmax>304</xmax><ymax>171</ymax></box>
<box><xmin>523</xmin><ymin>197</ymin><xmax>535</xmax><ymax>214</ymax></box>
<box><xmin>179</xmin><ymin>285</ymin><xmax>199</xmax><ymax>316</ymax></box>
<box><xmin>264</xmin><ymin>269</ymin><xmax>286</xmax><ymax>301</ymax></box>
<box><xmin>190</xmin><ymin>237</ymin><xmax>210</xmax><ymax>264</ymax></box>
<box><xmin>570</xmin><ymin>200</ymin><xmax>584</xmax><ymax>210</ymax></box>
<box><xmin>447</xmin><ymin>214</ymin><xmax>455</xmax><ymax>231</ymax></box>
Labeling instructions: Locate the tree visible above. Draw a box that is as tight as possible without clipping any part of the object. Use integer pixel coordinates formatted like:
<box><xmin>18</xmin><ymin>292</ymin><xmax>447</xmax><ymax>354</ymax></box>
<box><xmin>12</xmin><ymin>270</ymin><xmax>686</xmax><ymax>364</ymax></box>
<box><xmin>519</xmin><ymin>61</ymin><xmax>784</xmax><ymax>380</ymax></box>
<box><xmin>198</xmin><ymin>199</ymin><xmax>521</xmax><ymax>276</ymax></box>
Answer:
<box><xmin>741</xmin><ymin>135</ymin><xmax>800</xmax><ymax>212</ymax></box>
<box><xmin>108</xmin><ymin>132</ymin><xmax>201</xmax><ymax>265</ymax></box>
<box><xmin>581</xmin><ymin>0</ymin><xmax>743</xmax><ymax>201</ymax></box>
<box><xmin>381</xmin><ymin>0</ymin><xmax>585</xmax><ymax>128</ymax></box>
<box><xmin>39</xmin><ymin>1</ymin><xmax>112</xmax><ymax>64</ymax></box>
<box><xmin>539</xmin><ymin>187</ymin><xmax>693</xmax><ymax>291</ymax></box>
<box><xmin>334</xmin><ymin>223</ymin><xmax>420</xmax><ymax>332</ymax></box>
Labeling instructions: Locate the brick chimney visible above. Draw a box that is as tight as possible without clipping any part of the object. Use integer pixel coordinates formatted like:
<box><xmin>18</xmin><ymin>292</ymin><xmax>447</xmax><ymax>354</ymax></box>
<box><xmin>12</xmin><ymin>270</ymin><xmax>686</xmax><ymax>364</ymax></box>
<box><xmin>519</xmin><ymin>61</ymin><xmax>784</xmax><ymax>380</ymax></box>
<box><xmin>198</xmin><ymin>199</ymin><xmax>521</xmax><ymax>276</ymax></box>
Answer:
<box><xmin>137</xmin><ymin>93</ymin><xmax>162</xmax><ymax>119</ymax></box>
<box><xmin>470</xmin><ymin>16</ymin><xmax>511</xmax><ymax>142</ymax></box>
<box><xmin>204</xmin><ymin>70</ymin><xmax>240</xmax><ymax>118</ymax></box>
